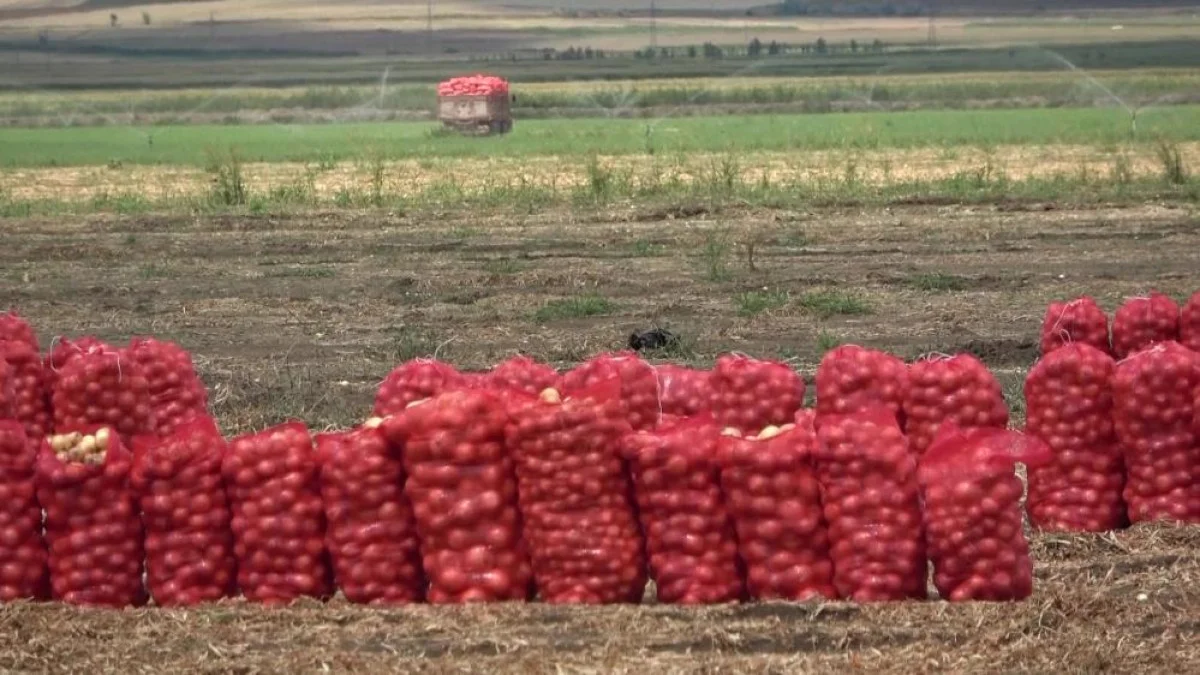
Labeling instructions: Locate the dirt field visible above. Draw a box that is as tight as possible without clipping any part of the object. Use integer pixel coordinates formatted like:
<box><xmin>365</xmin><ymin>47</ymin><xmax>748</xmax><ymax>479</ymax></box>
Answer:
<box><xmin>3</xmin><ymin>201</ymin><xmax>1197</xmax><ymax>429</ymax></box>
<box><xmin>1</xmin><ymin>200</ymin><xmax>1199</xmax><ymax>672</ymax></box>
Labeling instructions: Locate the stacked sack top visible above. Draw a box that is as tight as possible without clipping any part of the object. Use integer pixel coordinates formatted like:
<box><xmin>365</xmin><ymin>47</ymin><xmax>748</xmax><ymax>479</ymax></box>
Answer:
<box><xmin>437</xmin><ymin>75</ymin><xmax>509</xmax><ymax>97</ymax></box>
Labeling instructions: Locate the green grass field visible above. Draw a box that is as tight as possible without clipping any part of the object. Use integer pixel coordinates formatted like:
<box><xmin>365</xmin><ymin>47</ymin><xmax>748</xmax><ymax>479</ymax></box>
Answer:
<box><xmin>2</xmin><ymin>105</ymin><xmax>1196</xmax><ymax>168</ymax></box>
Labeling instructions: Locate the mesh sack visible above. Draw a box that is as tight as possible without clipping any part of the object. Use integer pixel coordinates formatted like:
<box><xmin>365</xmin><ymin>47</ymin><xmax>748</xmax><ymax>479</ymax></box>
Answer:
<box><xmin>1025</xmin><ymin>343</ymin><xmax>1126</xmax><ymax>532</ymax></box>
<box><xmin>816</xmin><ymin>345</ymin><xmax>908</xmax><ymax>427</ymax></box>
<box><xmin>0</xmin><ymin>421</ymin><xmax>49</xmax><ymax>601</ymax></box>
<box><xmin>316</xmin><ymin>424</ymin><xmax>425</xmax><ymax>604</ymax></box>
<box><xmin>37</xmin><ymin>426</ymin><xmax>145</xmax><ymax>607</ymax></box>
<box><xmin>719</xmin><ymin>411</ymin><xmax>837</xmax><ymax>601</ymax></box>
<box><xmin>374</xmin><ymin>359</ymin><xmax>466</xmax><ymax>416</ymax></box>
<box><xmin>223</xmin><ymin>422</ymin><xmax>332</xmax><ymax>604</ymax></box>
<box><xmin>904</xmin><ymin>353</ymin><xmax>1008</xmax><ymax>456</ymax></box>
<box><xmin>815</xmin><ymin>408</ymin><xmax>926</xmax><ymax>602</ymax></box>
<box><xmin>1039</xmin><ymin>296</ymin><xmax>1110</xmax><ymax>356</ymax></box>
<box><xmin>131</xmin><ymin>416</ymin><xmax>236</xmax><ymax>607</ymax></box>
<box><xmin>561</xmin><ymin>352</ymin><xmax>660</xmax><ymax>431</ymax></box>
<box><xmin>381</xmin><ymin>390</ymin><xmax>533</xmax><ymax>603</ymax></box>
<box><xmin>919</xmin><ymin>424</ymin><xmax>1051</xmax><ymax>601</ymax></box>
<box><xmin>709</xmin><ymin>354</ymin><xmax>804</xmax><ymax>434</ymax></box>
<box><xmin>505</xmin><ymin>381</ymin><xmax>646</xmax><ymax>604</ymax></box>
<box><xmin>1112</xmin><ymin>342</ymin><xmax>1200</xmax><ymax>524</ymax></box>
<box><xmin>622</xmin><ymin>415</ymin><xmax>742</xmax><ymax>604</ymax></box>
<box><xmin>128</xmin><ymin>337</ymin><xmax>209</xmax><ymax>437</ymax></box>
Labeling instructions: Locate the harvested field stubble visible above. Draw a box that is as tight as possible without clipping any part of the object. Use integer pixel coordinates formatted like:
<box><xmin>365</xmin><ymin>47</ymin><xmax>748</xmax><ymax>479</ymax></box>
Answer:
<box><xmin>3</xmin><ymin>142</ymin><xmax>1199</xmax><ymax>204</ymax></box>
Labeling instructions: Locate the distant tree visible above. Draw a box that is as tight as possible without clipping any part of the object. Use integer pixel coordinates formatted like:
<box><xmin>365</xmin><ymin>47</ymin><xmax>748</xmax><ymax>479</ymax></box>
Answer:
<box><xmin>768</xmin><ymin>40</ymin><xmax>782</xmax><ymax>56</ymax></box>
<box><xmin>873</xmin><ymin>38</ymin><xmax>884</xmax><ymax>52</ymax></box>
<box><xmin>660</xmin><ymin>47</ymin><xmax>670</xmax><ymax>59</ymax></box>
<box><xmin>687</xmin><ymin>44</ymin><xmax>697</xmax><ymax>58</ymax></box>
<box><xmin>815</xmin><ymin>37</ymin><xmax>828</xmax><ymax>54</ymax></box>
<box><xmin>142</xmin><ymin>12</ymin><xmax>151</xmax><ymax>26</ymax></box>
<box><xmin>37</xmin><ymin>29</ymin><xmax>49</xmax><ymax>46</ymax></box>
<box><xmin>596</xmin><ymin>49</ymin><xmax>606</xmax><ymax>59</ymax></box>
<box><xmin>748</xmin><ymin>37</ymin><xmax>763</xmax><ymax>57</ymax></box>
<box><xmin>703</xmin><ymin>42</ymin><xmax>724</xmax><ymax>59</ymax></box>
<box><xmin>850</xmin><ymin>39</ymin><xmax>858</xmax><ymax>53</ymax></box>
<box><xmin>584</xmin><ymin>47</ymin><xmax>594</xmax><ymax>59</ymax></box>
<box><xmin>110</xmin><ymin>13</ymin><xmax>118</xmax><ymax>28</ymax></box>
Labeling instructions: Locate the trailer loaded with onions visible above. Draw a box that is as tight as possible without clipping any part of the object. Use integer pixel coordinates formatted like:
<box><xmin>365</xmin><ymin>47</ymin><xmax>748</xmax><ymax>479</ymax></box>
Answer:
<box><xmin>436</xmin><ymin>74</ymin><xmax>513</xmax><ymax>136</ymax></box>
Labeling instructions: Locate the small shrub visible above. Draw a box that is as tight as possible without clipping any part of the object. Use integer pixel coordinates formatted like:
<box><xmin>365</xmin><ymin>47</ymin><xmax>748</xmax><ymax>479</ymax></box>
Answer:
<box><xmin>206</xmin><ymin>148</ymin><xmax>247</xmax><ymax>206</ymax></box>
<box><xmin>816</xmin><ymin>331</ymin><xmax>845</xmax><ymax>354</ymax></box>
<box><xmin>1155</xmin><ymin>140</ymin><xmax>1188</xmax><ymax>185</ymax></box>
<box><xmin>534</xmin><ymin>295</ymin><xmax>617</xmax><ymax>323</ymax></box>
<box><xmin>797</xmin><ymin>290</ymin><xmax>871</xmax><ymax>318</ymax></box>
<box><xmin>701</xmin><ymin>230</ymin><xmax>732</xmax><ymax>282</ymax></box>
<box><xmin>735</xmin><ymin>289</ymin><xmax>788</xmax><ymax>317</ymax></box>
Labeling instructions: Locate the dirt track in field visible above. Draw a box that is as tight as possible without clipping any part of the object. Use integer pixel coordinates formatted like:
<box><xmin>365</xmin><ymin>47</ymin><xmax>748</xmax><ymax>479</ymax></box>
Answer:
<box><xmin>1</xmin><ymin>201</ymin><xmax>1199</xmax><ymax>671</ymax></box>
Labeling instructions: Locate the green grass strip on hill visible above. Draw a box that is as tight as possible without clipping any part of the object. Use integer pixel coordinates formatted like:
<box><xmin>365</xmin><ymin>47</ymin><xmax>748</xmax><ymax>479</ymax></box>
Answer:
<box><xmin>0</xmin><ymin>105</ymin><xmax>1197</xmax><ymax>168</ymax></box>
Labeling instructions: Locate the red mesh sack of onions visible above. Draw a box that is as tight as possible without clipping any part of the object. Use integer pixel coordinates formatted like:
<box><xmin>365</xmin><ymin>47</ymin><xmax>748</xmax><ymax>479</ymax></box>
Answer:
<box><xmin>485</xmin><ymin>355</ymin><xmax>559</xmax><ymax>395</ymax></box>
<box><xmin>0</xmin><ymin>357</ymin><xmax>11</xmax><ymax>418</ymax></box>
<box><xmin>374</xmin><ymin>359</ymin><xmax>466</xmax><ymax>416</ymax></box>
<box><xmin>1039</xmin><ymin>296</ymin><xmax>1110</xmax><ymax>356</ymax></box>
<box><xmin>561</xmin><ymin>351</ymin><xmax>660</xmax><ymax>431</ymax></box>
<box><xmin>1111</xmin><ymin>292</ymin><xmax>1180</xmax><ymax>359</ymax></box>
<box><xmin>505</xmin><ymin>382</ymin><xmax>647</xmax><ymax>604</ymax></box>
<box><xmin>656</xmin><ymin>365</ymin><xmax>711</xmax><ymax>417</ymax></box>
<box><xmin>919</xmin><ymin>424</ymin><xmax>1051</xmax><ymax>602</ymax></box>
<box><xmin>315</xmin><ymin>423</ymin><xmax>424</xmax><ymax>605</ymax></box>
<box><xmin>1024</xmin><ymin>343</ymin><xmax>1126</xmax><ymax>532</ymax></box>
<box><xmin>816</xmin><ymin>345</ymin><xmax>908</xmax><ymax>427</ymax></box>
<box><xmin>380</xmin><ymin>389</ymin><xmax>532</xmax><ymax>603</ymax></box>
<box><xmin>43</xmin><ymin>336</ymin><xmax>107</xmax><ymax>390</ymax></box>
<box><xmin>904</xmin><ymin>353</ymin><xmax>1009</xmax><ymax>456</ymax></box>
<box><xmin>1113</xmin><ymin>342</ymin><xmax>1200</xmax><ymax>524</ymax></box>
<box><xmin>36</xmin><ymin>426</ymin><xmax>145</xmax><ymax>607</ymax></box>
<box><xmin>223</xmin><ymin>422</ymin><xmax>331</xmax><ymax>604</ymax></box>
<box><xmin>621</xmin><ymin>415</ymin><xmax>742</xmax><ymax>604</ymax></box>
<box><xmin>718</xmin><ymin>413</ymin><xmax>837</xmax><ymax>601</ymax></box>
<box><xmin>815</xmin><ymin>408</ymin><xmax>926</xmax><ymax>601</ymax></box>
<box><xmin>50</xmin><ymin>341</ymin><xmax>155</xmax><ymax>441</ymax></box>
<box><xmin>130</xmin><ymin>416</ymin><xmax>235</xmax><ymax>607</ymax></box>
<box><xmin>1182</xmin><ymin>291</ymin><xmax>1200</xmax><ymax>353</ymax></box>
<box><xmin>127</xmin><ymin>337</ymin><xmax>209</xmax><ymax>437</ymax></box>
<box><xmin>709</xmin><ymin>354</ymin><xmax>804</xmax><ymax>434</ymax></box>
<box><xmin>1</xmin><ymin>340</ymin><xmax>52</xmax><ymax>442</ymax></box>
<box><xmin>0</xmin><ymin>311</ymin><xmax>38</xmax><ymax>349</ymax></box>
<box><xmin>0</xmin><ymin>421</ymin><xmax>49</xmax><ymax>601</ymax></box>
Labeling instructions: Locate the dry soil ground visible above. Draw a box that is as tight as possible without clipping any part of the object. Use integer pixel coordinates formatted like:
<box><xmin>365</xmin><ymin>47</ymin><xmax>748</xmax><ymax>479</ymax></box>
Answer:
<box><xmin>1</xmin><ymin>200</ymin><xmax>1198</xmax><ymax>672</ymax></box>
<box><xmin>3</xmin><ymin>201</ymin><xmax>1199</xmax><ymax>428</ymax></box>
